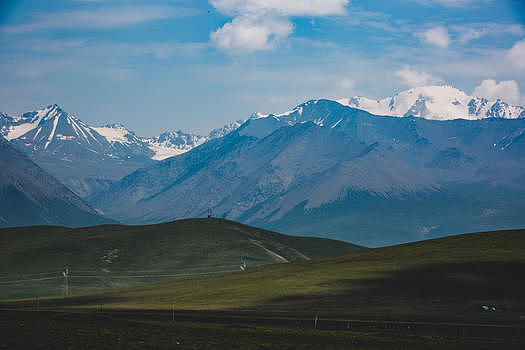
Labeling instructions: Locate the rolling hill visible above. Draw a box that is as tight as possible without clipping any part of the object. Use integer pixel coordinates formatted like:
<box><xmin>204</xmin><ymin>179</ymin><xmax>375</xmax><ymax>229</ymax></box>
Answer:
<box><xmin>0</xmin><ymin>218</ymin><xmax>362</xmax><ymax>299</ymax></box>
<box><xmin>38</xmin><ymin>228</ymin><xmax>525</xmax><ymax>323</ymax></box>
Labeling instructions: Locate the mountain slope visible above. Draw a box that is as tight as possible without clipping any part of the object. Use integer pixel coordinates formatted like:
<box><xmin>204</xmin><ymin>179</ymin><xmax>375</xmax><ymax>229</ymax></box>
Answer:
<box><xmin>91</xmin><ymin>120</ymin><xmax>435</xmax><ymax>227</ymax></box>
<box><xmin>336</xmin><ymin>85</ymin><xmax>525</xmax><ymax>120</ymax></box>
<box><xmin>0</xmin><ymin>218</ymin><xmax>363</xmax><ymax>299</ymax></box>
<box><xmin>0</xmin><ymin>136</ymin><xmax>113</xmax><ymax>228</ymax></box>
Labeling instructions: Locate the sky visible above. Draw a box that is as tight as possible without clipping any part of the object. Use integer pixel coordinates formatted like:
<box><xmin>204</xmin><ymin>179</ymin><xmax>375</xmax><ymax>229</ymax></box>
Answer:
<box><xmin>0</xmin><ymin>0</ymin><xmax>524</xmax><ymax>136</ymax></box>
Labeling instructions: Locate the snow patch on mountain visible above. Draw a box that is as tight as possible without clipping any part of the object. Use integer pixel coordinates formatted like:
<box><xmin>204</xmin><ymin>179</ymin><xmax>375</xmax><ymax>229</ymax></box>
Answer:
<box><xmin>92</xmin><ymin>123</ymin><xmax>135</xmax><ymax>144</ymax></box>
<box><xmin>145</xmin><ymin>130</ymin><xmax>207</xmax><ymax>161</ymax></box>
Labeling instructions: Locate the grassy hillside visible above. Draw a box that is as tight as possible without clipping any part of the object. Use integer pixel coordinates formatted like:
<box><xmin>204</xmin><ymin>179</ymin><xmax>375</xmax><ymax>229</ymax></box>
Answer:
<box><xmin>0</xmin><ymin>218</ymin><xmax>362</xmax><ymax>299</ymax></box>
<box><xmin>35</xmin><ymin>228</ymin><xmax>525</xmax><ymax>323</ymax></box>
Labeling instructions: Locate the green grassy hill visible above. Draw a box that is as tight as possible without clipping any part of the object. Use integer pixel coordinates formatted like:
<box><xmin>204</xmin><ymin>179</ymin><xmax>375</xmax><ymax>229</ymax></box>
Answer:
<box><xmin>0</xmin><ymin>218</ymin><xmax>362</xmax><ymax>299</ymax></box>
<box><xmin>35</xmin><ymin>228</ymin><xmax>525</xmax><ymax>323</ymax></box>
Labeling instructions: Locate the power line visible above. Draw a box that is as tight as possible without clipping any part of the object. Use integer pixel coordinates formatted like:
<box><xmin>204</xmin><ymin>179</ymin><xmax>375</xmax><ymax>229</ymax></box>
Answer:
<box><xmin>0</xmin><ymin>276</ymin><xmax>60</xmax><ymax>284</ymax></box>
<box><xmin>0</xmin><ymin>269</ymin><xmax>239</xmax><ymax>285</ymax></box>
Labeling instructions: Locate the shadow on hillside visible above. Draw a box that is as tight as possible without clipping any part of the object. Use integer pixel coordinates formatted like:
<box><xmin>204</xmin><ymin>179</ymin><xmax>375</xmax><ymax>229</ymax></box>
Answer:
<box><xmin>263</xmin><ymin>261</ymin><xmax>525</xmax><ymax>318</ymax></box>
<box><xmin>0</xmin><ymin>294</ymin><xmax>130</xmax><ymax>309</ymax></box>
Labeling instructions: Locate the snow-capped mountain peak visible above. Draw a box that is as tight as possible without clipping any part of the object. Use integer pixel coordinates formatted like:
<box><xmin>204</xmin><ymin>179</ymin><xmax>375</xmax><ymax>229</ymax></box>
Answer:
<box><xmin>336</xmin><ymin>85</ymin><xmax>524</xmax><ymax>120</ymax></box>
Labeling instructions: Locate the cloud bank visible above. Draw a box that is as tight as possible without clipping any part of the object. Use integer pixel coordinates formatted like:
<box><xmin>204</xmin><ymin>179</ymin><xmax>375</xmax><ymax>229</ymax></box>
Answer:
<box><xmin>473</xmin><ymin>79</ymin><xmax>521</xmax><ymax>105</ymax></box>
<box><xmin>2</xmin><ymin>6</ymin><xmax>193</xmax><ymax>34</ymax></box>
<box><xmin>395</xmin><ymin>65</ymin><xmax>441</xmax><ymax>87</ymax></box>
<box><xmin>419</xmin><ymin>26</ymin><xmax>450</xmax><ymax>48</ymax></box>
<box><xmin>507</xmin><ymin>39</ymin><xmax>525</xmax><ymax>70</ymax></box>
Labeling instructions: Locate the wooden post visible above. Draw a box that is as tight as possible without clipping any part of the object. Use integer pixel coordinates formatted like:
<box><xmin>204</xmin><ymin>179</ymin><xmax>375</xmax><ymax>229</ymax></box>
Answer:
<box><xmin>172</xmin><ymin>304</ymin><xmax>175</xmax><ymax>321</ymax></box>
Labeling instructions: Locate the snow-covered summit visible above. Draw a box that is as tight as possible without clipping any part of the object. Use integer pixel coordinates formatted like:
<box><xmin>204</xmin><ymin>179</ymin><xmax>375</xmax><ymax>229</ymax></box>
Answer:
<box><xmin>336</xmin><ymin>85</ymin><xmax>525</xmax><ymax>120</ymax></box>
<box><xmin>1</xmin><ymin>104</ymin><xmax>67</xmax><ymax>141</ymax></box>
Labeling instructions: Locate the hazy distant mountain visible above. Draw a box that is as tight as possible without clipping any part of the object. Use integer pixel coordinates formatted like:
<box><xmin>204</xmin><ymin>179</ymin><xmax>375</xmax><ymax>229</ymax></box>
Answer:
<box><xmin>90</xmin><ymin>99</ymin><xmax>525</xmax><ymax>246</ymax></box>
<box><xmin>0</xmin><ymin>136</ymin><xmax>112</xmax><ymax>228</ymax></box>
<box><xmin>337</xmin><ymin>85</ymin><xmax>525</xmax><ymax>120</ymax></box>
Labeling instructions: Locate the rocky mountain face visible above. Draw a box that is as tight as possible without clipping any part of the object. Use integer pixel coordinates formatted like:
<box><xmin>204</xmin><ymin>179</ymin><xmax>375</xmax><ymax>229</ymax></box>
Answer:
<box><xmin>89</xmin><ymin>100</ymin><xmax>525</xmax><ymax>246</ymax></box>
<box><xmin>0</xmin><ymin>136</ymin><xmax>112</xmax><ymax>228</ymax></box>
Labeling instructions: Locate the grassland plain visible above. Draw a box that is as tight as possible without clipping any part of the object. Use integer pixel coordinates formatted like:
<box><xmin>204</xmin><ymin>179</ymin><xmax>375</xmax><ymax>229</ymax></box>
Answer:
<box><xmin>0</xmin><ymin>218</ymin><xmax>361</xmax><ymax>299</ymax></box>
<box><xmin>14</xmin><ymin>228</ymin><xmax>525</xmax><ymax>323</ymax></box>
<box><xmin>1</xmin><ymin>309</ymin><xmax>524</xmax><ymax>350</ymax></box>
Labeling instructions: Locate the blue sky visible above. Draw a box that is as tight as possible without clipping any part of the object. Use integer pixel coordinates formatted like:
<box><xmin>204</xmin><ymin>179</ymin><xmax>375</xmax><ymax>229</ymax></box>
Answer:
<box><xmin>1</xmin><ymin>0</ymin><xmax>524</xmax><ymax>136</ymax></box>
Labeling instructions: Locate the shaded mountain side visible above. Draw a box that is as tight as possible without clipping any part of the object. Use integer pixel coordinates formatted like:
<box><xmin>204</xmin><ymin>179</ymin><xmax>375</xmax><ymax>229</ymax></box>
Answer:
<box><xmin>0</xmin><ymin>218</ymin><xmax>363</xmax><ymax>299</ymax></box>
<box><xmin>0</xmin><ymin>136</ymin><xmax>113</xmax><ymax>228</ymax></box>
<box><xmin>254</xmin><ymin>182</ymin><xmax>525</xmax><ymax>247</ymax></box>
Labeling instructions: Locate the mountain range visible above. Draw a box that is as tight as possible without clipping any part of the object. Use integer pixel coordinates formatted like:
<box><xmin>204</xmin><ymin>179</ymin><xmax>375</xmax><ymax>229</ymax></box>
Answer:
<box><xmin>89</xmin><ymin>96</ymin><xmax>525</xmax><ymax>246</ymax></box>
<box><xmin>0</xmin><ymin>105</ymin><xmax>241</xmax><ymax>197</ymax></box>
<box><xmin>2</xmin><ymin>85</ymin><xmax>524</xmax><ymax>245</ymax></box>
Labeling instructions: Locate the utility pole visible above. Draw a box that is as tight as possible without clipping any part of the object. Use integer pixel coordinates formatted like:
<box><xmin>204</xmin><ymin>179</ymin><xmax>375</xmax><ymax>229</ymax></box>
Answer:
<box><xmin>62</xmin><ymin>265</ymin><xmax>70</xmax><ymax>296</ymax></box>
<box><xmin>240</xmin><ymin>256</ymin><xmax>247</xmax><ymax>271</ymax></box>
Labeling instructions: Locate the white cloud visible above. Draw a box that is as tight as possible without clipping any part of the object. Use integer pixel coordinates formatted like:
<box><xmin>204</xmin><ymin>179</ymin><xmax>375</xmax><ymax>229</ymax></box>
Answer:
<box><xmin>473</xmin><ymin>79</ymin><xmax>521</xmax><ymax>104</ymax></box>
<box><xmin>428</xmin><ymin>0</ymin><xmax>477</xmax><ymax>6</ymax></box>
<box><xmin>453</xmin><ymin>23</ymin><xmax>524</xmax><ymax>43</ymax></box>
<box><xmin>507</xmin><ymin>39</ymin><xmax>525</xmax><ymax>70</ymax></box>
<box><xmin>417</xmin><ymin>0</ymin><xmax>488</xmax><ymax>7</ymax></box>
<box><xmin>1</xmin><ymin>6</ymin><xmax>194</xmax><ymax>34</ymax></box>
<box><xmin>337</xmin><ymin>77</ymin><xmax>355</xmax><ymax>89</ymax></box>
<box><xmin>210</xmin><ymin>0</ymin><xmax>348</xmax><ymax>16</ymax></box>
<box><xmin>395</xmin><ymin>65</ymin><xmax>441</xmax><ymax>87</ymax></box>
<box><xmin>210</xmin><ymin>0</ymin><xmax>348</xmax><ymax>53</ymax></box>
<box><xmin>210</xmin><ymin>12</ymin><xmax>292</xmax><ymax>53</ymax></box>
<box><xmin>419</xmin><ymin>26</ymin><xmax>450</xmax><ymax>48</ymax></box>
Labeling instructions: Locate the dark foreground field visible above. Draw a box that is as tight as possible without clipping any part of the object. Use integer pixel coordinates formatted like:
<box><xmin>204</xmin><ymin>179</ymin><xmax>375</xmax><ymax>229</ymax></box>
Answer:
<box><xmin>2</xmin><ymin>227</ymin><xmax>525</xmax><ymax>348</ymax></box>
<box><xmin>1</xmin><ymin>309</ymin><xmax>524</xmax><ymax>350</ymax></box>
